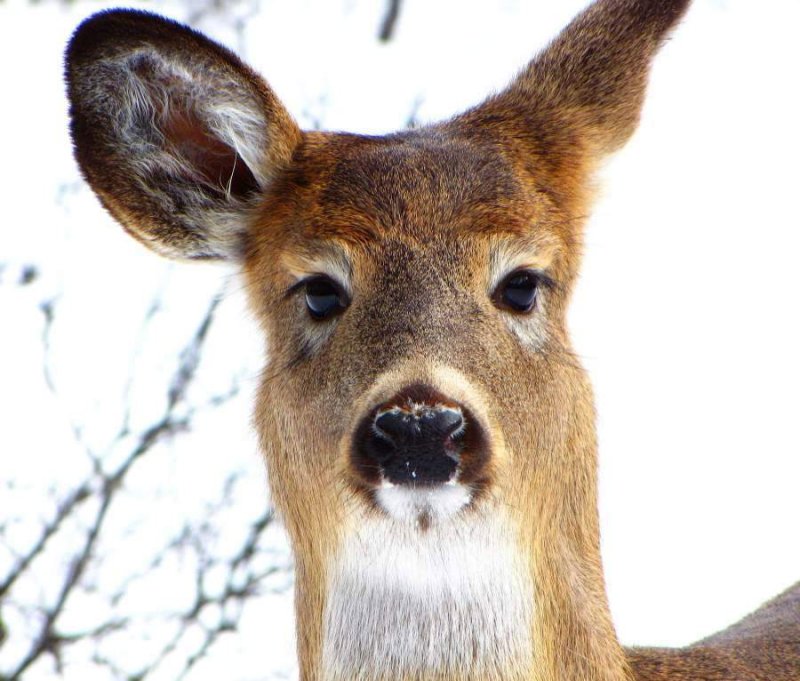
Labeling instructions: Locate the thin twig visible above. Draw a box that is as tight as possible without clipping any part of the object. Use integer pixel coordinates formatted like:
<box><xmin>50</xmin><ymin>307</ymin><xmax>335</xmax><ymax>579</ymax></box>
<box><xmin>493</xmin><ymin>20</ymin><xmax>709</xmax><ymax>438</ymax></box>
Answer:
<box><xmin>378</xmin><ymin>0</ymin><xmax>402</xmax><ymax>42</ymax></box>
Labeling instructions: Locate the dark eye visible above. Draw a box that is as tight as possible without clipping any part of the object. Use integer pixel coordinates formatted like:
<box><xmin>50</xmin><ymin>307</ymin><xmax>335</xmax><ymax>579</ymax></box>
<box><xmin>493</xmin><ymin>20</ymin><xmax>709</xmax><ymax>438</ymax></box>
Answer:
<box><xmin>304</xmin><ymin>276</ymin><xmax>348</xmax><ymax>321</ymax></box>
<box><xmin>494</xmin><ymin>270</ymin><xmax>540</xmax><ymax>313</ymax></box>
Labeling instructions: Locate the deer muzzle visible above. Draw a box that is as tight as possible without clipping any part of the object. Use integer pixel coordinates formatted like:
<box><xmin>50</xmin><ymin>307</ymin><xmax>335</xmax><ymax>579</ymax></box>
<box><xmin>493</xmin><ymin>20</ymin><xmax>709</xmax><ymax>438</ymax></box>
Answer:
<box><xmin>351</xmin><ymin>383</ymin><xmax>490</xmax><ymax>523</ymax></box>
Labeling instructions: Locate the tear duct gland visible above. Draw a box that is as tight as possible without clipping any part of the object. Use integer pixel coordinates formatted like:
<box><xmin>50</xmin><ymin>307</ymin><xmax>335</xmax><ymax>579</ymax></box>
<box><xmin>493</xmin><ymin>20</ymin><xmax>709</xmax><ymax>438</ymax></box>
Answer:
<box><xmin>65</xmin><ymin>1</ymin><xmax>800</xmax><ymax>680</ymax></box>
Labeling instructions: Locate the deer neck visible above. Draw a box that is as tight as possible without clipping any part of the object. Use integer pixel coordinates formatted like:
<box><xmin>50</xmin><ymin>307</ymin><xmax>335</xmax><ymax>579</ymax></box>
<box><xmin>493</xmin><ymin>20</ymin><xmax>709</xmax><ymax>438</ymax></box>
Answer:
<box><xmin>292</xmin><ymin>467</ymin><xmax>630</xmax><ymax>681</ymax></box>
<box><xmin>320</xmin><ymin>511</ymin><xmax>534</xmax><ymax>681</ymax></box>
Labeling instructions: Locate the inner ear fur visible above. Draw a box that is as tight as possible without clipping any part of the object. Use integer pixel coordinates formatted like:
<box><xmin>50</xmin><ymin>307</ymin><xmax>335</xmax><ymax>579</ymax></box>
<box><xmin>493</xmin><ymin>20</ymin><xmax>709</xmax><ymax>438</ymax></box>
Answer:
<box><xmin>66</xmin><ymin>10</ymin><xmax>301</xmax><ymax>260</ymax></box>
<box><xmin>454</xmin><ymin>0</ymin><xmax>691</xmax><ymax>165</ymax></box>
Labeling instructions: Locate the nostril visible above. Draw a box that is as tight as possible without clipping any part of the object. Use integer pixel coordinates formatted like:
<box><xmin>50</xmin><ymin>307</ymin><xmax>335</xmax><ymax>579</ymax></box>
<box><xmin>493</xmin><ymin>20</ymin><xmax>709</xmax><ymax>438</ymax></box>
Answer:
<box><xmin>429</xmin><ymin>409</ymin><xmax>464</xmax><ymax>440</ymax></box>
<box><xmin>373</xmin><ymin>411</ymin><xmax>411</xmax><ymax>443</ymax></box>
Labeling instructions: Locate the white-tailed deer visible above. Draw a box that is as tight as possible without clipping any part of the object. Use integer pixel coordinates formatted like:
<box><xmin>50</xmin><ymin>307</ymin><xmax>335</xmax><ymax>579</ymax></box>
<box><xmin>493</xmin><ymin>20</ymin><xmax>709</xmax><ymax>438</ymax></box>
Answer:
<box><xmin>65</xmin><ymin>1</ymin><xmax>799</xmax><ymax>679</ymax></box>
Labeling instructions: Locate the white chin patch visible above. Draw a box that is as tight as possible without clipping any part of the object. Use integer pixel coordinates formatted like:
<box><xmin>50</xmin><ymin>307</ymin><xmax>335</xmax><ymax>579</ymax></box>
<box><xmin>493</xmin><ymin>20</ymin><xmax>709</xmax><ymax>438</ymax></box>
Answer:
<box><xmin>375</xmin><ymin>482</ymin><xmax>471</xmax><ymax>524</ymax></box>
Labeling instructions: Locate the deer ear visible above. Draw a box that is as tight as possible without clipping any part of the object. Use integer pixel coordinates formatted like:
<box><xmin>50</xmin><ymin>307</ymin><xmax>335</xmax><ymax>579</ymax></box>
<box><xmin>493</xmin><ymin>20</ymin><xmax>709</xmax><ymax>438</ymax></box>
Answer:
<box><xmin>457</xmin><ymin>0</ymin><xmax>690</xmax><ymax>160</ymax></box>
<box><xmin>66</xmin><ymin>10</ymin><xmax>301</xmax><ymax>260</ymax></box>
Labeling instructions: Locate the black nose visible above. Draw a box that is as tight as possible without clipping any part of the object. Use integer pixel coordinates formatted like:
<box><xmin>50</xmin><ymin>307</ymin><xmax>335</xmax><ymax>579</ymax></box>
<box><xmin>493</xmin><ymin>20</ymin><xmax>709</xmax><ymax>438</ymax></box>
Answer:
<box><xmin>357</xmin><ymin>402</ymin><xmax>466</xmax><ymax>486</ymax></box>
<box><xmin>351</xmin><ymin>384</ymin><xmax>491</xmax><ymax>489</ymax></box>
<box><xmin>375</xmin><ymin>408</ymin><xmax>463</xmax><ymax>448</ymax></box>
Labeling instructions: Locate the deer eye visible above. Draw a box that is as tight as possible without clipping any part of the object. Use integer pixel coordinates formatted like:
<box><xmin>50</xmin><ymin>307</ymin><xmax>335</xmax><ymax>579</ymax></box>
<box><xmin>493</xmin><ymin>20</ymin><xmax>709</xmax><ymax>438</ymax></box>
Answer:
<box><xmin>304</xmin><ymin>276</ymin><xmax>348</xmax><ymax>321</ymax></box>
<box><xmin>494</xmin><ymin>270</ymin><xmax>540</xmax><ymax>313</ymax></box>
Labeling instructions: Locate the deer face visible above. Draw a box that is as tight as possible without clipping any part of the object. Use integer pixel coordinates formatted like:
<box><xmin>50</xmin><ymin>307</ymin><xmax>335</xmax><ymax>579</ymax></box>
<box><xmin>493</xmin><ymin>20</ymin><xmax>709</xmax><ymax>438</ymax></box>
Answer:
<box><xmin>245</xmin><ymin>130</ymin><xmax>584</xmax><ymax>537</ymax></box>
<box><xmin>66</xmin><ymin>2</ymin><xmax>690</xmax><ymax>678</ymax></box>
<box><xmin>241</xmin><ymin>132</ymin><xmax>593</xmax><ymax>678</ymax></box>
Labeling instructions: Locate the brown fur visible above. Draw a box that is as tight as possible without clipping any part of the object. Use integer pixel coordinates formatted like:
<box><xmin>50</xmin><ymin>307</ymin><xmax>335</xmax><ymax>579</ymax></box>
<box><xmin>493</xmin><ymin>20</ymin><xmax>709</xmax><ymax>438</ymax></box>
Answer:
<box><xmin>65</xmin><ymin>1</ymin><xmax>800</xmax><ymax>680</ymax></box>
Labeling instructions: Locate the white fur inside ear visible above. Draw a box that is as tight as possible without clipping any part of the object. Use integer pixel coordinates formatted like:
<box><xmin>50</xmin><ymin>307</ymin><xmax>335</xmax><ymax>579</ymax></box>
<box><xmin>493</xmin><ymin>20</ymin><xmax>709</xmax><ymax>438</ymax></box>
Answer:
<box><xmin>206</xmin><ymin>96</ymin><xmax>272</xmax><ymax>190</ymax></box>
<box><xmin>84</xmin><ymin>48</ymin><xmax>273</xmax><ymax>258</ymax></box>
<box><xmin>120</xmin><ymin>50</ymin><xmax>271</xmax><ymax>186</ymax></box>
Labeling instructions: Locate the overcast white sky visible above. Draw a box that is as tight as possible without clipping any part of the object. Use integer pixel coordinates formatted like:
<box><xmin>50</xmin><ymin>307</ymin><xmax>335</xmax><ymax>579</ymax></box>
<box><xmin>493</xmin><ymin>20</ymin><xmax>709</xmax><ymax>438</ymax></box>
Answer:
<box><xmin>1</xmin><ymin>0</ymin><xmax>799</xmax><ymax>678</ymax></box>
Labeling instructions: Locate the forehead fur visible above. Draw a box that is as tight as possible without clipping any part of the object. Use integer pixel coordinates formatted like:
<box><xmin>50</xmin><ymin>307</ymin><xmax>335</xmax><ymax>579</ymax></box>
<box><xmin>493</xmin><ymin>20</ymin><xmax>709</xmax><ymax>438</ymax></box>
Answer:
<box><xmin>264</xmin><ymin>128</ymin><xmax>556</xmax><ymax>248</ymax></box>
<box><xmin>322</xmin><ymin>131</ymin><xmax>519</xmax><ymax>226</ymax></box>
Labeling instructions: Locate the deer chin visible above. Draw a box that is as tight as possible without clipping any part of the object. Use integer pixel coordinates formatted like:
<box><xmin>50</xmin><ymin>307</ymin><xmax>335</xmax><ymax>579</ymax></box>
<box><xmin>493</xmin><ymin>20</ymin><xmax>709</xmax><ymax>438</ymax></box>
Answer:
<box><xmin>374</xmin><ymin>480</ymin><xmax>472</xmax><ymax>528</ymax></box>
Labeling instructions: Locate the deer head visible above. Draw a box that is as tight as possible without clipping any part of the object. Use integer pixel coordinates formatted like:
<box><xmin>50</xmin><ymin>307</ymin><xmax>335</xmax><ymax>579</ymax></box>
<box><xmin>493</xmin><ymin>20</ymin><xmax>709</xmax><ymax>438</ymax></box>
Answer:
<box><xmin>66</xmin><ymin>1</ymin><xmax>690</xmax><ymax>679</ymax></box>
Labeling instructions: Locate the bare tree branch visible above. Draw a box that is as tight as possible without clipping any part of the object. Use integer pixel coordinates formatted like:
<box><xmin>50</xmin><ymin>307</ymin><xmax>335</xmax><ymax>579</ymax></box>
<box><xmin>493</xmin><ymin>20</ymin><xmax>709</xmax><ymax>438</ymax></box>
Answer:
<box><xmin>378</xmin><ymin>0</ymin><xmax>402</xmax><ymax>42</ymax></box>
<box><xmin>1</xmin><ymin>291</ymin><xmax>288</xmax><ymax>680</ymax></box>
<box><xmin>0</xmin><ymin>483</ymin><xmax>92</xmax><ymax>601</ymax></box>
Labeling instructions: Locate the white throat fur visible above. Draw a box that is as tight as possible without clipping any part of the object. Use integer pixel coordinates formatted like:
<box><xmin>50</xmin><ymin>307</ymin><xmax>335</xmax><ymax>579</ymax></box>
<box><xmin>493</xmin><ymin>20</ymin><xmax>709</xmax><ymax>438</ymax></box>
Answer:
<box><xmin>321</xmin><ymin>511</ymin><xmax>534</xmax><ymax>680</ymax></box>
